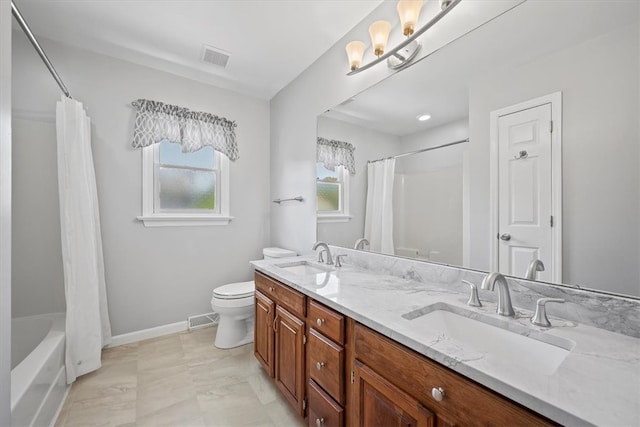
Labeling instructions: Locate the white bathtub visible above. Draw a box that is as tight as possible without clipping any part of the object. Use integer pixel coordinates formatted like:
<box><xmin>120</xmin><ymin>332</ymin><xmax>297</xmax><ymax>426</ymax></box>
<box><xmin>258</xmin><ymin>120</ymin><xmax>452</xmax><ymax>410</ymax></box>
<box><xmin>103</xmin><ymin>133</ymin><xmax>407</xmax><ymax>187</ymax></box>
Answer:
<box><xmin>11</xmin><ymin>313</ymin><xmax>69</xmax><ymax>427</ymax></box>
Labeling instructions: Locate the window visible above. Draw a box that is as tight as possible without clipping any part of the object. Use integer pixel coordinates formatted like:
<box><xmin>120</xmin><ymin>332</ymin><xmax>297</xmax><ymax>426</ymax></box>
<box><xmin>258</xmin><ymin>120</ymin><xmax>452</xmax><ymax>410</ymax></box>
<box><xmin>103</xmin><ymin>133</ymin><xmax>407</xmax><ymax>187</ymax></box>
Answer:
<box><xmin>138</xmin><ymin>140</ymin><xmax>231</xmax><ymax>227</ymax></box>
<box><xmin>317</xmin><ymin>162</ymin><xmax>351</xmax><ymax>223</ymax></box>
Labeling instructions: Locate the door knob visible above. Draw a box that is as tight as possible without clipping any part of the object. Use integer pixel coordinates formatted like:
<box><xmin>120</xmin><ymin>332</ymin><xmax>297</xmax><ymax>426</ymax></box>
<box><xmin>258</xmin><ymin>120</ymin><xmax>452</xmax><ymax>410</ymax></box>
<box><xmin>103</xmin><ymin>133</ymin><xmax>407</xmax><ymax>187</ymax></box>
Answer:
<box><xmin>499</xmin><ymin>233</ymin><xmax>511</xmax><ymax>241</ymax></box>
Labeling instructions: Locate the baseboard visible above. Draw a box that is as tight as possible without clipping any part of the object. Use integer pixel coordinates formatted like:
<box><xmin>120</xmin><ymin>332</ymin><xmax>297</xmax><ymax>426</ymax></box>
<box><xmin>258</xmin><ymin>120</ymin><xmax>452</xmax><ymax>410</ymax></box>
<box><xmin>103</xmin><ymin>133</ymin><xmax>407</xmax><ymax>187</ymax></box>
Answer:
<box><xmin>107</xmin><ymin>320</ymin><xmax>189</xmax><ymax>347</ymax></box>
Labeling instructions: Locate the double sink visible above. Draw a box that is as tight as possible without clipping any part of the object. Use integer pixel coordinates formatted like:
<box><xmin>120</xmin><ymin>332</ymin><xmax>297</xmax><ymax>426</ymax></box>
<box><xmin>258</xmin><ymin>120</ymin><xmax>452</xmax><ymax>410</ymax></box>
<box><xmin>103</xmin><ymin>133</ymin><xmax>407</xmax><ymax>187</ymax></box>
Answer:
<box><xmin>273</xmin><ymin>259</ymin><xmax>573</xmax><ymax>376</ymax></box>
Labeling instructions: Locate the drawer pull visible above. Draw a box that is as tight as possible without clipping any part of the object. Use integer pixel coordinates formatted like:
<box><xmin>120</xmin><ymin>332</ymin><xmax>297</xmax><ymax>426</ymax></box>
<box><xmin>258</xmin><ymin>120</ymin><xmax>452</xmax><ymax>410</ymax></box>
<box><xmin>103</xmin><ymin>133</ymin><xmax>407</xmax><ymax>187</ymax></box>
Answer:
<box><xmin>316</xmin><ymin>361</ymin><xmax>325</xmax><ymax>370</ymax></box>
<box><xmin>315</xmin><ymin>418</ymin><xmax>325</xmax><ymax>427</ymax></box>
<box><xmin>431</xmin><ymin>387</ymin><xmax>445</xmax><ymax>402</ymax></box>
<box><xmin>269</xmin><ymin>286</ymin><xmax>275</xmax><ymax>292</ymax></box>
<box><xmin>316</xmin><ymin>318</ymin><xmax>325</xmax><ymax>327</ymax></box>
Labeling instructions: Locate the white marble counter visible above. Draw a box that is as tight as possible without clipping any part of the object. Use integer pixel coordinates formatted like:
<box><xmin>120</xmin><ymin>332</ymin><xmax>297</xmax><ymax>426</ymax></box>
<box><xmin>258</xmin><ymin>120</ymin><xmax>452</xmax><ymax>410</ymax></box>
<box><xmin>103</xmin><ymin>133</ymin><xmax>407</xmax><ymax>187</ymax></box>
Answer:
<box><xmin>251</xmin><ymin>255</ymin><xmax>640</xmax><ymax>427</ymax></box>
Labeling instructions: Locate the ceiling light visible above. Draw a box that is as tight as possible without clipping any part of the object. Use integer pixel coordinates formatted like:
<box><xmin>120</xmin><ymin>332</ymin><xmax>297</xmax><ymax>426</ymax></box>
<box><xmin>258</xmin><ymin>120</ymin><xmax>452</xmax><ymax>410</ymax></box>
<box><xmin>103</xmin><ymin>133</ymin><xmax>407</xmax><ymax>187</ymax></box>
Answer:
<box><xmin>397</xmin><ymin>0</ymin><xmax>424</xmax><ymax>36</ymax></box>
<box><xmin>417</xmin><ymin>114</ymin><xmax>431</xmax><ymax>121</ymax></box>
<box><xmin>369</xmin><ymin>20</ymin><xmax>392</xmax><ymax>57</ymax></box>
<box><xmin>345</xmin><ymin>0</ymin><xmax>461</xmax><ymax>74</ymax></box>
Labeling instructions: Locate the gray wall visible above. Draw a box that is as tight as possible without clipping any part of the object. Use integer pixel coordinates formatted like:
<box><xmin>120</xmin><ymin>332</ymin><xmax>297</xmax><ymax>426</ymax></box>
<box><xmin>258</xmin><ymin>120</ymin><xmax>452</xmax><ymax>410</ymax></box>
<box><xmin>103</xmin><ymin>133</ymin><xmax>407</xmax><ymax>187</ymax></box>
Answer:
<box><xmin>316</xmin><ymin>116</ymin><xmax>398</xmax><ymax>248</ymax></box>
<box><xmin>468</xmin><ymin>21</ymin><xmax>639</xmax><ymax>296</ymax></box>
<box><xmin>12</xmin><ymin>34</ymin><xmax>271</xmax><ymax>335</ymax></box>
<box><xmin>0</xmin><ymin>1</ymin><xmax>12</xmax><ymax>423</ymax></box>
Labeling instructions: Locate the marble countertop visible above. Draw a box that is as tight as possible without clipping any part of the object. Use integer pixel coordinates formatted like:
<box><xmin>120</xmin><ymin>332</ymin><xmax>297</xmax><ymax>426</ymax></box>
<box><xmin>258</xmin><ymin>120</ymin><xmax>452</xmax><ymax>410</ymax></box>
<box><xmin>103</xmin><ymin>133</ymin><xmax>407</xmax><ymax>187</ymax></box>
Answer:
<box><xmin>251</xmin><ymin>256</ymin><xmax>640</xmax><ymax>427</ymax></box>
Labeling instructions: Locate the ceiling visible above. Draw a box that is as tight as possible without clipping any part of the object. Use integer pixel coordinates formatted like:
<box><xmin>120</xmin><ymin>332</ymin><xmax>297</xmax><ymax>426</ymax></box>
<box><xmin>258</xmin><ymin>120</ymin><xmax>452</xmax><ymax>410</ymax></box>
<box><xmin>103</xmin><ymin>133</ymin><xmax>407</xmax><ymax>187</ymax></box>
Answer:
<box><xmin>324</xmin><ymin>0</ymin><xmax>636</xmax><ymax>137</ymax></box>
<box><xmin>12</xmin><ymin>0</ymin><xmax>383</xmax><ymax>100</ymax></box>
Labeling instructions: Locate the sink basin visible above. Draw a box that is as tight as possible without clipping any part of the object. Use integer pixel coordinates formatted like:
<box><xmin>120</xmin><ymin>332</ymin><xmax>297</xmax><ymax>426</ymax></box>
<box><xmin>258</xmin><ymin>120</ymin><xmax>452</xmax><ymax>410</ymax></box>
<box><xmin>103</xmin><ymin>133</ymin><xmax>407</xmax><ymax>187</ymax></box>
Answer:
<box><xmin>403</xmin><ymin>304</ymin><xmax>573</xmax><ymax>375</ymax></box>
<box><xmin>275</xmin><ymin>260</ymin><xmax>332</xmax><ymax>275</ymax></box>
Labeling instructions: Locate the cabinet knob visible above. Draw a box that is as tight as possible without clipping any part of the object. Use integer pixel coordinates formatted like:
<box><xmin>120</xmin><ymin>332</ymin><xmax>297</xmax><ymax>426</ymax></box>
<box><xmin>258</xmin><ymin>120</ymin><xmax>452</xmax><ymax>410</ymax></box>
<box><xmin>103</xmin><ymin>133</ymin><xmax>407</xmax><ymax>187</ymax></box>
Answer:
<box><xmin>269</xmin><ymin>286</ymin><xmax>274</xmax><ymax>292</ymax></box>
<box><xmin>431</xmin><ymin>387</ymin><xmax>445</xmax><ymax>402</ymax></box>
<box><xmin>316</xmin><ymin>318</ymin><xmax>325</xmax><ymax>327</ymax></box>
<box><xmin>316</xmin><ymin>361</ymin><xmax>325</xmax><ymax>370</ymax></box>
<box><xmin>315</xmin><ymin>418</ymin><xmax>325</xmax><ymax>427</ymax></box>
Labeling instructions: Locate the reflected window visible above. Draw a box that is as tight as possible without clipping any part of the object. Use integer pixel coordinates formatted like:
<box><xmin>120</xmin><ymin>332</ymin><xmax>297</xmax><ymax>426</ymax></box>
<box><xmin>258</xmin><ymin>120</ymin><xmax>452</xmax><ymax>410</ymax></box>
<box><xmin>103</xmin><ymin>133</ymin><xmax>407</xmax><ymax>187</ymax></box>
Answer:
<box><xmin>317</xmin><ymin>163</ymin><xmax>350</xmax><ymax>222</ymax></box>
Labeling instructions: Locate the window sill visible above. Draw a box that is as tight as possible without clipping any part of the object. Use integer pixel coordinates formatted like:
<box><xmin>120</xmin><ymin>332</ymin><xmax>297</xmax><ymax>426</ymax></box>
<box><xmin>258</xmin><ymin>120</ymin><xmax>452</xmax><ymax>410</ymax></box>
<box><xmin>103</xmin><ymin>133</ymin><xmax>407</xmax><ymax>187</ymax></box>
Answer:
<box><xmin>137</xmin><ymin>214</ymin><xmax>233</xmax><ymax>227</ymax></box>
<box><xmin>317</xmin><ymin>214</ymin><xmax>352</xmax><ymax>224</ymax></box>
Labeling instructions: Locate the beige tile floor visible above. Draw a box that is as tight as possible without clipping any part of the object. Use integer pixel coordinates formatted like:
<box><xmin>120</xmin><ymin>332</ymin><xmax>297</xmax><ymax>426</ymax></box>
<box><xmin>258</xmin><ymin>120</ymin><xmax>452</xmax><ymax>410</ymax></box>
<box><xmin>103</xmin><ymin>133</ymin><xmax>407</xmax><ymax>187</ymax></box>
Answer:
<box><xmin>54</xmin><ymin>326</ymin><xmax>305</xmax><ymax>427</ymax></box>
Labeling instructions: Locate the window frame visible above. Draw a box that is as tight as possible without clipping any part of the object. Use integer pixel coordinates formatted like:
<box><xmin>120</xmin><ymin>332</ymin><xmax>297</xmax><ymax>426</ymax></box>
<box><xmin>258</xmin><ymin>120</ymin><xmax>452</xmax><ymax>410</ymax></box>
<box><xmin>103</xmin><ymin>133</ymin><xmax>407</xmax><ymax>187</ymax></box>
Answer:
<box><xmin>316</xmin><ymin>163</ymin><xmax>352</xmax><ymax>223</ymax></box>
<box><xmin>138</xmin><ymin>142</ymin><xmax>232</xmax><ymax>227</ymax></box>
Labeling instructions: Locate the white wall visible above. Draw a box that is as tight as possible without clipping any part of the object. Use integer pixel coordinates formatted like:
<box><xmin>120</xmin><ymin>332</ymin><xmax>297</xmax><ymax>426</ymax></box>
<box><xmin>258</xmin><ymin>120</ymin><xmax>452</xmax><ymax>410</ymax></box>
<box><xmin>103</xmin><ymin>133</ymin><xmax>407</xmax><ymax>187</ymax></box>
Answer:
<box><xmin>316</xmin><ymin>116</ymin><xmax>398</xmax><ymax>248</ymax></box>
<box><xmin>12</xmin><ymin>34</ymin><xmax>271</xmax><ymax>334</ymax></box>
<box><xmin>270</xmin><ymin>1</ymin><xmax>521</xmax><ymax>255</ymax></box>
<box><xmin>468</xmin><ymin>21</ymin><xmax>639</xmax><ymax>296</ymax></box>
<box><xmin>0</xmin><ymin>2</ymin><xmax>12</xmax><ymax>424</ymax></box>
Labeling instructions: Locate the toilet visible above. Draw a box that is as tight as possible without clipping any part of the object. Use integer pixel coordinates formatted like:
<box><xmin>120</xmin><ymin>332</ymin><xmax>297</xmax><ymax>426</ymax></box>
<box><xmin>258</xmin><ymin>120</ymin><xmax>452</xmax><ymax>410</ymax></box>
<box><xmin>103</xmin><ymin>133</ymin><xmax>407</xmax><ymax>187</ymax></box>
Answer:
<box><xmin>211</xmin><ymin>247</ymin><xmax>296</xmax><ymax>349</ymax></box>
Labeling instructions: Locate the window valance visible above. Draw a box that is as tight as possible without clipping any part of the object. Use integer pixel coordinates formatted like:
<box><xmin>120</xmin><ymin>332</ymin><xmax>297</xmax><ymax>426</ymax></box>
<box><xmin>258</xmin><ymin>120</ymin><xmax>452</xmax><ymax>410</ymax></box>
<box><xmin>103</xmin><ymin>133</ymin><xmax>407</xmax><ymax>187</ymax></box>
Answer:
<box><xmin>131</xmin><ymin>99</ymin><xmax>239</xmax><ymax>161</ymax></box>
<box><xmin>317</xmin><ymin>137</ymin><xmax>355</xmax><ymax>174</ymax></box>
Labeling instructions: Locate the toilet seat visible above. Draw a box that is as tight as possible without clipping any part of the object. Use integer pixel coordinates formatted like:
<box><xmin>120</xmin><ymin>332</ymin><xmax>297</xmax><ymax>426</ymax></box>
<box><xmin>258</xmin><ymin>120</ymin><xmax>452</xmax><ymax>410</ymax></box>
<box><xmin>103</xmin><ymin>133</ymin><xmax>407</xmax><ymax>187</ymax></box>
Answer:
<box><xmin>213</xmin><ymin>281</ymin><xmax>255</xmax><ymax>300</ymax></box>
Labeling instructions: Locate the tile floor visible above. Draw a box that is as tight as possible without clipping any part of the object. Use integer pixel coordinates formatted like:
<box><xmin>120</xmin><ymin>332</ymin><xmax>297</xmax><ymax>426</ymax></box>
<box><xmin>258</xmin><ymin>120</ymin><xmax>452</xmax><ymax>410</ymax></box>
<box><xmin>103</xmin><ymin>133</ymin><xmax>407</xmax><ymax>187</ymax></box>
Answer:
<box><xmin>54</xmin><ymin>326</ymin><xmax>305</xmax><ymax>427</ymax></box>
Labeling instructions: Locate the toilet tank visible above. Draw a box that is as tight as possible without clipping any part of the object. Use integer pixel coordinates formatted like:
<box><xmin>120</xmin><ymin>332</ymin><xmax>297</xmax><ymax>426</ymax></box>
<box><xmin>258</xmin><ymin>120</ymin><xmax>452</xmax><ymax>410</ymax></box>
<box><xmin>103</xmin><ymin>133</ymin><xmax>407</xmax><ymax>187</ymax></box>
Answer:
<box><xmin>263</xmin><ymin>247</ymin><xmax>296</xmax><ymax>260</ymax></box>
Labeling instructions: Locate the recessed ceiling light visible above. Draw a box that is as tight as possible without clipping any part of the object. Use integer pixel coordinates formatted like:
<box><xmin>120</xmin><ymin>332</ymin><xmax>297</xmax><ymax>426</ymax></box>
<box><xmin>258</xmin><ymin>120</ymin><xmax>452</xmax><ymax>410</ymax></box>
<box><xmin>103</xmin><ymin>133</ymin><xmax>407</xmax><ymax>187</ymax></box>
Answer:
<box><xmin>417</xmin><ymin>114</ymin><xmax>431</xmax><ymax>121</ymax></box>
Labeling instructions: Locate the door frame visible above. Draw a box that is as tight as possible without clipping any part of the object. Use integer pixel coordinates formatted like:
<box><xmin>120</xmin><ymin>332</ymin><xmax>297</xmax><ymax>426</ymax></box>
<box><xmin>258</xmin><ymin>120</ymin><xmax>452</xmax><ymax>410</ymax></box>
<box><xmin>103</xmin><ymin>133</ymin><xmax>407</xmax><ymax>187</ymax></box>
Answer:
<box><xmin>489</xmin><ymin>92</ymin><xmax>562</xmax><ymax>282</ymax></box>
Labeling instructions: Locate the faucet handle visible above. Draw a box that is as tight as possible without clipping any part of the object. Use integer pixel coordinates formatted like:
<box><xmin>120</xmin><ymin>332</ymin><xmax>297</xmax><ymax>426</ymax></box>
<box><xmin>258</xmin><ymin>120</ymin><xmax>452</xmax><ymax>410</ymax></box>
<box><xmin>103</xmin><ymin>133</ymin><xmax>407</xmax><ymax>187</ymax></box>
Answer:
<box><xmin>335</xmin><ymin>254</ymin><xmax>347</xmax><ymax>267</ymax></box>
<box><xmin>462</xmin><ymin>280</ymin><xmax>482</xmax><ymax>307</ymax></box>
<box><xmin>531</xmin><ymin>298</ymin><xmax>565</xmax><ymax>327</ymax></box>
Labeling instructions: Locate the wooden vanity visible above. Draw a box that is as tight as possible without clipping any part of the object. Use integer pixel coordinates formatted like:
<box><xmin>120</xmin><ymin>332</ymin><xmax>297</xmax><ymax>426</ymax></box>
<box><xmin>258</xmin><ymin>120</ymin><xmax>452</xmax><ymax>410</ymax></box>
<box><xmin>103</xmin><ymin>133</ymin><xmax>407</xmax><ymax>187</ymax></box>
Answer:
<box><xmin>253</xmin><ymin>271</ymin><xmax>556</xmax><ymax>427</ymax></box>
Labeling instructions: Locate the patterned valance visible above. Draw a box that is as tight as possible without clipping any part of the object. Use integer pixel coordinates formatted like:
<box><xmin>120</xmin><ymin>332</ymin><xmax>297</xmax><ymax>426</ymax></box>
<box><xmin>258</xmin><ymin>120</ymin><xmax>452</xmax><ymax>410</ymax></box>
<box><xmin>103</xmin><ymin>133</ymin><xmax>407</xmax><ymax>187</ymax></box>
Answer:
<box><xmin>317</xmin><ymin>137</ymin><xmax>355</xmax><ymax>174</ymax></box>
<box><xmin>131</xmin><ymin>99</ymin><xmax>239</xmax><ymax>160</ymax></box>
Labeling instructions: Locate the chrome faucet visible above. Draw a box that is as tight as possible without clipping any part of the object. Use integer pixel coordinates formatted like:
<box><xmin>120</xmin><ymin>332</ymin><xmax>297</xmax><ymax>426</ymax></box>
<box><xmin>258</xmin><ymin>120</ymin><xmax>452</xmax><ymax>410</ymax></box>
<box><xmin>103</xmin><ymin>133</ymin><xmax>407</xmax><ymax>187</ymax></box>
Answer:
<box><xmin>354</xmin><ymin>238</ymin><xmax>370</xmax><ymax>250</ymax></box>
<box><xmin>525</xmin><ymin>259</ymin><xmax>545</xmax><ymax>280</ymax></box>
<box><xmin>312</xmin><ymin>241</ymin><xmax>333</xmax><ymax>265</ymax></box>
<box><xmin>481</xmin><ymin>272</ymin><xmax>515</xmax><ymax>316</ymax></box>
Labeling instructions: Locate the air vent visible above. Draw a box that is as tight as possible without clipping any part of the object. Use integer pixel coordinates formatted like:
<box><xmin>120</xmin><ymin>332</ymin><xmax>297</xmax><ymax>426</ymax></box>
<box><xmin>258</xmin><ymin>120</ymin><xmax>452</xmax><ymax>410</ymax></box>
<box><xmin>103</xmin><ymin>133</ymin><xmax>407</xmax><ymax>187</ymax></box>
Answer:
<box><xmin>201</xmin><ymin>45</ymin><xmax>231</xmax><ymax>68</ymax></box>
<box><xmin>187</xmin><ymin>312</ymin><xmax>219</xmax><ymax>330</ymax></box>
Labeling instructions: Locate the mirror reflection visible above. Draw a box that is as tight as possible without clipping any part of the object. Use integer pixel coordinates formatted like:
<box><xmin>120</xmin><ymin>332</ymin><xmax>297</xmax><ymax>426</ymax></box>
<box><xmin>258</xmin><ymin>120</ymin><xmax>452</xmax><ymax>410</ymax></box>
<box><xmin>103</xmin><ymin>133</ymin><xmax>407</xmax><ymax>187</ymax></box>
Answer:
<box><xmin>317</xmin><ymin>0</ymin><xmax>639</xmax><ymax>298</ymax></box>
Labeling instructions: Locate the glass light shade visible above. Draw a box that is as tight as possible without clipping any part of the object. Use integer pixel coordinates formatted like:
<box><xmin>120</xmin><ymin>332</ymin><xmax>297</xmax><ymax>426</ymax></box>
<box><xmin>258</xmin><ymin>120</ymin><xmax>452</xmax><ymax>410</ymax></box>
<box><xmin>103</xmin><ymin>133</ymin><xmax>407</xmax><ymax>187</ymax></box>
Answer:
<box><xmin>397</xmin><ymin>0</ymin><xmax>423</xmax><ymax>36</ymax></box>
<box><xmin>369</xmin><ymin>20</ymin><xmax>392</xmax><ymax>57</ymax></box>
<box><xmin>345</xmin><ymin>41</ymin><xmax>366</xmax><ymax>71</ymax></box>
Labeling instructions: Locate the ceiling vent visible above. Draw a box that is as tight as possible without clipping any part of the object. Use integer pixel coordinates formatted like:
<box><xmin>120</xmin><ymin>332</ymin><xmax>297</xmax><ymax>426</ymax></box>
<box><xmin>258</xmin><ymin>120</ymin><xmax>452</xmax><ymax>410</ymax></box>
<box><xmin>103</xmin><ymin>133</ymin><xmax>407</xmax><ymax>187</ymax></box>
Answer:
<box><xmin>201</xmin><ymin>45</ymin><xmax>231</xmax><ymax>68</ymax></box>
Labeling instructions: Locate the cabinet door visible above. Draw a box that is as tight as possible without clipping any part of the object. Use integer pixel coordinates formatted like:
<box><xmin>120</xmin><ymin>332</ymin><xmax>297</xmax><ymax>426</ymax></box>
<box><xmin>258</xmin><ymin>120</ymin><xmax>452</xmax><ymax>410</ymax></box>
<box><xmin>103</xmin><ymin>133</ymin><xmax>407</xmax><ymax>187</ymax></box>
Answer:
<box><xmin>275</xmin><ymin>305</ymin><xmax>306</xmax><ymax>416</ymax></box>
<box><xmin>353</xmin><ymin>360</ymin><xmax>434</xmax><ymax>427</ymax></box>
<box><xmin>255</xmin><ymin>290</ymin><xmax>275</xmax><ymax>377</ymax></box>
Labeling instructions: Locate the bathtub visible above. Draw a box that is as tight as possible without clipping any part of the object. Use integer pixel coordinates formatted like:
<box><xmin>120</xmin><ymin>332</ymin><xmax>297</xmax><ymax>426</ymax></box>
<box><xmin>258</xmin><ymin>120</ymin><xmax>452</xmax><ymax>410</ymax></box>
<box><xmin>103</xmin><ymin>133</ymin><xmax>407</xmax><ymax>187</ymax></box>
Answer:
<box><xmin>11</xmin><ymin>313</ymin><xmax>69</xmax><ymax>427</ymax></box>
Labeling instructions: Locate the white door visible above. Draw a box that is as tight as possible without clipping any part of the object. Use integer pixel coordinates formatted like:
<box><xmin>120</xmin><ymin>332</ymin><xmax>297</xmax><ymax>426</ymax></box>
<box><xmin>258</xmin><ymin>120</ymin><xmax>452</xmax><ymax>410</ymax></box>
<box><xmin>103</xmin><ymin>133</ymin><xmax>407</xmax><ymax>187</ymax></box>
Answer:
<box><xmin>497</xmin><ymin>104</ymin><xmax>553</xmax><ymax>281</ymax></box>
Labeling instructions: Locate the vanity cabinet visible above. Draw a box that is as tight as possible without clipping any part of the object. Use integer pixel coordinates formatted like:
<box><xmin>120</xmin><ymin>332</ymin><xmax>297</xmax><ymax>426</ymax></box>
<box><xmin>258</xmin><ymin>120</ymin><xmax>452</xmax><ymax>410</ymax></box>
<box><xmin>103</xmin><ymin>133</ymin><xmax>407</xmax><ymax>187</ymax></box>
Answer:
<box><xmin>349</xmin><ymin>321</ymin><xmax>557</xmax><ymax>427</ymax></box>
<box><xmin>254</xmin><ymin>272</ymin><xmax>307</xmax><ymax>416</ymax></box>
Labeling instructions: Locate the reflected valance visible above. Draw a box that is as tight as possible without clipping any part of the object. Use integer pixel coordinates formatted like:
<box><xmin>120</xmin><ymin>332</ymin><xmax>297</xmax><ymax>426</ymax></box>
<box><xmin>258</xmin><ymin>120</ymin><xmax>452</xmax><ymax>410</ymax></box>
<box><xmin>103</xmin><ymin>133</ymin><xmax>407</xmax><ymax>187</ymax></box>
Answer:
<box><xmin>131</xmin><ymin>99</ymin><xmax>239</xmax><ymax>160</ymax></box>
<box><xmin>317</xmin><ymin>137</ymin><xmax>355</xmax><ymax>174</ymax></box>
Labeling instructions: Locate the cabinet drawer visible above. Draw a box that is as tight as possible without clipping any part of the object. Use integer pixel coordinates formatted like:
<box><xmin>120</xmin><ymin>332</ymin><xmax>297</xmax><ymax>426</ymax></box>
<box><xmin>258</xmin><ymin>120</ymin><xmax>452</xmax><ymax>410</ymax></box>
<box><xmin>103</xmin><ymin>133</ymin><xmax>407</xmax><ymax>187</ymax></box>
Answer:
<box><xmin>308</xmin><ymin>380</ymin><xmax>344</xmax><ymax>427</ymax></box>
<box><xmin>255</xmin><ymin>272</ymin><xmax>305</xmax><ymax>318</ymax></box>
<box><xmin>308</xmin><ymin>328</ymin><xmax>344</xmax><ymax>404</ymax></box>
<box><xmin>353</xmin><ymin>323</ymin><xmax>556</xmax><ymax>426</ymax></box>
<box><xmin>308</xmin><ymin>300</ymin><xmax>345</xmax><ymax>344</ymax></box>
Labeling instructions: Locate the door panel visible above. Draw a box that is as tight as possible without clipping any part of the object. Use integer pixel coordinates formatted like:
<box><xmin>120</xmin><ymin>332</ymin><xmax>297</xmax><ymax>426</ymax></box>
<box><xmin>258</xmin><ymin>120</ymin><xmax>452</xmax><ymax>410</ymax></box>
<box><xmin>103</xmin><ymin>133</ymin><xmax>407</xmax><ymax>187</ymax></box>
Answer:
<box><xmin>498</xmin><ymin>103</ymin><xmax>552</xmax><ymax>281</ymax></box>
<box><xmin>255</xmin><ymin>290</ymin><xmax>274</xmax><ymax>376</ymax></box>
<box><xmin>274</xmin><ymin>305</ymin><xmax>306</xmax><ymax>416</ymax></box>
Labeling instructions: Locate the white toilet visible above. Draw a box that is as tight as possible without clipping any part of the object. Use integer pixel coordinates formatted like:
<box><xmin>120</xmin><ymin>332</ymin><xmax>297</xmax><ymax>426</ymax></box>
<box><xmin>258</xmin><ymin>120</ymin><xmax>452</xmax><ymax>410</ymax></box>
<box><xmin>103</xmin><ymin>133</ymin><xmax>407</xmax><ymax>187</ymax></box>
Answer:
<box><xmin>211</xmin><ymin>247</ymin><xmax>296</xmax><ymax>349</ymax></box>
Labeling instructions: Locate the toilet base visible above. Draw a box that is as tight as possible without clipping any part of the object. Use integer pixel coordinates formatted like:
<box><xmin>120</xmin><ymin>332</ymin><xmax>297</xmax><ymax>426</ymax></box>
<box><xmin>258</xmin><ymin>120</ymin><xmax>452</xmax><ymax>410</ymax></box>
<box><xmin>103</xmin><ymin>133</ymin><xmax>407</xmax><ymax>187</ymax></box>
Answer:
<box><xmin>214</xmin><ymin>315</ymin><xmax>255</xmax><ymax>349</ymax></box>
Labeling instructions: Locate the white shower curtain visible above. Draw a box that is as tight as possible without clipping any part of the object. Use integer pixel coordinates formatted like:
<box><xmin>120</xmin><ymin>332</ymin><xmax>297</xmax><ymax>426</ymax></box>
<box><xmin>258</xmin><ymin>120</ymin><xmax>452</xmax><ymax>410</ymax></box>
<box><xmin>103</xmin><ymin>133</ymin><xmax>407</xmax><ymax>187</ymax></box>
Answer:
<box><xmin>56</xmin><ymin>96</ymin><xmax>112</xmax><ymax>383</ymax></box>
<box><xmin>364</xmin><ymin>158</ymin><xmax>395</xmax><ymax>254</ymax></box>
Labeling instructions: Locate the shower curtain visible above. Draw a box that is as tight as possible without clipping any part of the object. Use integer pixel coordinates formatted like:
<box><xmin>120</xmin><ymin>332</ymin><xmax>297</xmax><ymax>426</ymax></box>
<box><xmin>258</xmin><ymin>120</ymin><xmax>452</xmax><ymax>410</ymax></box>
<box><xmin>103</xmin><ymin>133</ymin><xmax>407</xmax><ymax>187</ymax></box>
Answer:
<box><xmin>364</xmin><ymin>158</ymin><xmax>395</xmax><ymax>254</ymax></box>
<box><xmin>56</xmin><ymin>96</ymin><xmax>112</xmax><ymax>383</ymax></box>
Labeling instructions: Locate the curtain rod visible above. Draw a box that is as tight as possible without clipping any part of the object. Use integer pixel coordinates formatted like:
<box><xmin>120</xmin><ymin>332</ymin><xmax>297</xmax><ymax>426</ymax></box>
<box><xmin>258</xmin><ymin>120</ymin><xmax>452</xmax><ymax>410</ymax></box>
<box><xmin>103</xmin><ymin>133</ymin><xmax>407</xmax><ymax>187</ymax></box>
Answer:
<box><xmin>11</xmin><ymin>1</ymin><xmax>72</xmax><ymax>99</ymax></box>
<box><xmin>368</xmin><ymin>138</ymin><xmax>469</xmax><ymax>163</ymax></box>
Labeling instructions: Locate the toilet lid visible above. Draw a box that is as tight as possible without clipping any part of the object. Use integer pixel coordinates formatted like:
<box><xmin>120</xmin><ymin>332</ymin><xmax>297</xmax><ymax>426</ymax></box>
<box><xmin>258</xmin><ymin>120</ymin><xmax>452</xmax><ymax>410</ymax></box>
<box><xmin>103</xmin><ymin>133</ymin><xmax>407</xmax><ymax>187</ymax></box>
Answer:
<box><xmin>213</xmin><ymin>281</ymin><xmax>255</xmax><ymax>299</ymax></box>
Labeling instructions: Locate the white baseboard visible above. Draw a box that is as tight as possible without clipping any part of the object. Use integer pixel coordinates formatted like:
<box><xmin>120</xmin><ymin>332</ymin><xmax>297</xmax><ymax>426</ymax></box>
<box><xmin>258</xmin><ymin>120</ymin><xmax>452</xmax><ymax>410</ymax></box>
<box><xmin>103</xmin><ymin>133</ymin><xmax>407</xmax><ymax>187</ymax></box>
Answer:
<box><xmin>107</xmin><ymin>320</ymin><xmax>189</xmax><ymax>347</ymax></box>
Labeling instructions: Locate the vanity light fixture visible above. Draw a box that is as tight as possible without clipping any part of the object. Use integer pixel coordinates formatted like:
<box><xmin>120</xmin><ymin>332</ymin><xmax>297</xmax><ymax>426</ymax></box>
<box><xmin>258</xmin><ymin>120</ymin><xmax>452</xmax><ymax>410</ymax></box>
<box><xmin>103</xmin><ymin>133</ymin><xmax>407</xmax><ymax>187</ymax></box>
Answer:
<box><xmin>417</xmin><ymin>114</ymin><xmax>431</xmax><ymax>121</ymax></box>
<box><xmin>345</xmin><ymin>0</ymin><xmax>461</xmax><ymax>75</ymax></box>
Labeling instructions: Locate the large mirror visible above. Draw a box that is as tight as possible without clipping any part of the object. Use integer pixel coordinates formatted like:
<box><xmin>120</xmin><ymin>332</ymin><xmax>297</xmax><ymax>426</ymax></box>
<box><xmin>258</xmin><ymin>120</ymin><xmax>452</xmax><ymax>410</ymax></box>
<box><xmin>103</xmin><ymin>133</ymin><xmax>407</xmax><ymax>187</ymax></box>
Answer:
<box><xmin>317</xmin><ymin>0</ymin><xmax>640</xmax><ymax>298</ymax></box>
